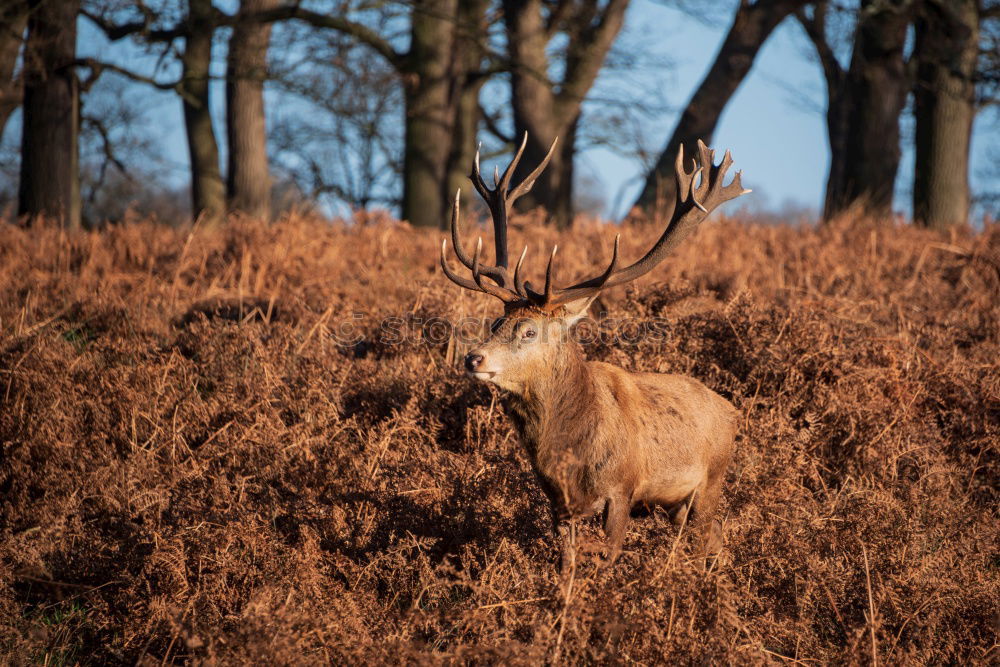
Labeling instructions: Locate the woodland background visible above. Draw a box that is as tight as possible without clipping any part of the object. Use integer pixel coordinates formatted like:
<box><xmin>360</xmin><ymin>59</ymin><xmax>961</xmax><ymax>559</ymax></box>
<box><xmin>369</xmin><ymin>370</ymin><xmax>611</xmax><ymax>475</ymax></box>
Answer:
<box><xmin>0</xmin><ymin>0</ymin><xmax>998</xmax><ymax>229</ymax></box>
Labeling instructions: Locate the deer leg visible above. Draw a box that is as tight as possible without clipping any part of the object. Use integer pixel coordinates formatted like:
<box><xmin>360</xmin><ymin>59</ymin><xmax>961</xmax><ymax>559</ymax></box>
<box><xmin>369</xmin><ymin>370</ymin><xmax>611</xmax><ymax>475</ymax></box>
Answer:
<box><xmin>541</xmin><ymin>493</ymin><xmax>574</xmax><ymax>575</ymax></box>
<box><xmin>536</xmin><ymin>477</ymin><xmax>574</xmax><ymax>574</ymax></box>
<box><xmin>554</xmin><ymin>517</ymin><xmax>575</xmax><ymax>575</ymax></box>
<box><xmin>690</xmin><ymin>469</ymin><xmax>726</xmax><ymax>566</ymax></box>
<box><xmin>670</xmin><ymin>492</ymin><xmax>693</xmax><ymax>527</ymax></box>
<box><xmin>602</xmin><ymin>490</ymin><xmax>631</xmax><ymax>565</ymax></box>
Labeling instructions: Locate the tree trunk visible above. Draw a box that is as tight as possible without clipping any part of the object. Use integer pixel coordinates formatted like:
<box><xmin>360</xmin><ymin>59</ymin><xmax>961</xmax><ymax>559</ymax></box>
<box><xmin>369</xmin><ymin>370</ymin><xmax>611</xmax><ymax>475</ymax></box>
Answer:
<box><xmin>825</xmin><ymin>0</ymin><xmax>913</xmax><ymax>219</ymax></box>
<box><xmin>821</xmin><ymin>83</ymin><xmax>851</xmax><ymax>220</ymax></box>
<box><xmin>505</xmin><ymin>0</ymin><xmax>564</xmax><ymax>222</ymax></box>
<box><xmin>181</xmin><ymin>0</ymin><xmax>225</xmax><ymax>225</ymax></box>
<box><xmin>18</xmin><ymin>0</ymin><xmax>80</xmax><ymax>228</ymax></box>
<box><xmin>445</xmin><ymin>76</ymin><xmax>485</xmax><ymax>213</ymax></box>
<box><xmin>244</xmin><ymin>2</ymin><xmax>486</xmax><ymax>227</ymax></box>
<box><xmin>504</xmin><ymin>0</ymin><xmax>628</xmax><ymax>228</ymax></box>
<box><xmin>0</xmin><ymin>2</ymin><xmax>27</xmax><ymax>140</ymax></box>
<box><xmin>226</xmin><ymin>0</ymin><xmax>277</xmax><ymax>220</ymax></box>
<box><xmin>912</xmin><ymin>0</ymin><xmax>979</xmax><ymax>229</ymax></box>
<box><xmin>634</xmin><ymin>0</ymin><xmax>803</xmax><ymax>216</ymax></box>
<box><xmin>402</xmin><ymin>0</ymin><xmax>458</xmax><ymax>228</ymax></box>
<box><xmin>444</xmin><ymin>0</ymin><xmax>490</xmax><ymax>217</ymax></box>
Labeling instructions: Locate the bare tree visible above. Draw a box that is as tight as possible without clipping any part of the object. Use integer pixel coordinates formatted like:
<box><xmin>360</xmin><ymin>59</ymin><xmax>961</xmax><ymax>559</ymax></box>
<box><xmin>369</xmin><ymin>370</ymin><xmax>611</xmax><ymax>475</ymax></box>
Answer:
<box><xmin>267</xmin><ymin>18</ymin><xmax>402</xmax><ymax>211</ymax></box>
<box><xmin>19</xmin><ymin>0</ymin><xmax>81</xmax><ymax>228</ymax></box>
<box><xmin>256</xmin><ymin>1</ymin><xmax>493</xmax><ymax>228</ymax></box>
<box><xmin>226</xmin><ymin>0</ymin><xmax>279</xmax><ymax>220</ymax></box>
<box><xmin>404</xmin><ymin>0</ymin><xmax>461</xmax><ymax>228</ymax></box>
<box><xmin>83</xmin><ymin>0</ymin><xmax>230</xmax><ymax>224</ymax></box>
<box><xmin>77</xmin><ymin>73</ymin><xmax>182</xmax><ymax>225</ymax></box>
<box><xmin>445</xmin><ymin>0</ymin><xmax>491</xmax><ymax>210</ymax></box>
<box><xmin>633</xmin><ymin>0</ymin><xmax>806</xmax><ymax>218</ymax></box>
<box><xmin>799</xmin><ymin>0</ymin><xmax>915</xmax><ymax>220</ymax></box>
<box><xmin>912</xmin><ymin>0</ymin><xmax>981</xmax><ymax>228</ymax></box>
<box><xmin>502</xmin><ymin>0</ymin><xmax>629</xmax><ymax>228</ymax></box>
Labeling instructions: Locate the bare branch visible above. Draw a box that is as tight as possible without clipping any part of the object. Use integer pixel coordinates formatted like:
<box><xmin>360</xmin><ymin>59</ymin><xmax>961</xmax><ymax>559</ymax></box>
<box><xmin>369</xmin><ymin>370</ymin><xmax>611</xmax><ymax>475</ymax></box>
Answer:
<box><xmin>795</xmin><ymin>2</ymin><xmax>846</xmax><ymax>89</ymax></box>
<box><xmin>75</xmin><ymin>58</ymin><xmax>179</xmax><ymax>92</ymax></box>
<box><xmin>247</xmin><ymin>6</ymin><xmax>405</xmax><ymax>71</ymax></box>
<box><xmin>557</xmin><ymin>0</ymin><xmax>630</xmax><ymax>110</ymax></box>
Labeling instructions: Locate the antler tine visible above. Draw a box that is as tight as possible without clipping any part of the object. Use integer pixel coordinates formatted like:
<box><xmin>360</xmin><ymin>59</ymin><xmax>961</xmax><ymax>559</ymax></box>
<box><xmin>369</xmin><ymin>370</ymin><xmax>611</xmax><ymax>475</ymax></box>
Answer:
<box><xmin>449</xmin><ymin>189</ymin><xmax>474</xmax><ymax>269</ymax></box>
<box><xmin>701</xmin><ymin>144</ymin><xmax>752</xmax><ymax>205</ymax></box>
<box><xmin>717</xmin><ymin>149</ymin><xmax>752</xmax><ymax>199</ymax></box>
<box><xmin>469</xmin><ymin>144</ymin><xmax>515</xmax><ymax>273</ymax></box>
<box><xmin>543</xmin><ymin>246</ymin><xmax>558</xmax><ymax>304</ymax></box>
<box><xmin>471</xmin><ymin>143</ymin><xmax>490</xmax><ymax>201</ymax></box>
<box><xmin>514</xmin><ymin>245</ymin><xmax>529</xmax><ymax>297</ymax></box>
<box><xmin>508</xmin><ymin>137</ymin><xmax>559</xmax><ymax>206</ymax></box>
<box><xmin>600</xmin><ymin>234</ymin><xmax>621</xmax><ymax>287</ymax></box>
<box><xmin>694</xmin><ymin>139</ymin><xmax>714</xmax><ymax>200</ymax></box>
<box><xmin>720</xmin><ymin>148</ymin><xmax>734</xmax><ymax>176</ymax></box>
<box><xmin>674</xmin><ymin>143</ymin><xmax>695</xmax><ymax>204</ymax></box>
<box><xmin>723</xmin><ymin>170</ymin><xmax>752</xmax><ymax>198</ymax></box>
<box><xmin>441</xmin><ymin>239</ymin><xmax>483</xmax><ymax>292</ymax></box>
<box><xmin>497</xmin><ymin>132</ymin><xmax>529</xmax><ymax>194</ymax></box>
<box><xmin>690</xmin><ymin>167</ymin><xmax>707</xmax><ymax>212</ymax></box>
<box><xmin>547</xmin><ymin>234</ymin><xmax>620</xmax><ymax>306</ymax></box>
<box><xmin>706</xmin><ymin>149</ymin><xmax>733</xmax><ymax>196</ymax></box>
<box><xmin>469</xmin><ymin>142</ymin><xmax>512</xmax><ymax>269</ymax></box>
<box><xmin>465</xmin><ymin>133</ymin><xmax>559</xmax><ymax>274</ymax></box>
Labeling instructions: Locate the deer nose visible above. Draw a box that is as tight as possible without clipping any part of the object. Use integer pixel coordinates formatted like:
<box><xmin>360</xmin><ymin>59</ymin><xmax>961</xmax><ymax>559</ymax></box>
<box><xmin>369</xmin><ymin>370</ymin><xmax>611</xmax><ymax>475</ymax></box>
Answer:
<box><xmin>465</xmin><ymin>353</ymin><xmax>484</xmax><ymax>372</ymax></box>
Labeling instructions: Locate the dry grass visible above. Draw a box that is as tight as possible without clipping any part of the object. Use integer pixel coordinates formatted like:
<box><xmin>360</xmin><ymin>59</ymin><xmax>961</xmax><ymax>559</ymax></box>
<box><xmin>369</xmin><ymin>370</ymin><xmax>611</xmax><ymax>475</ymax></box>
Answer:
<box><xmin>0</xmin><ymin>211</ymin><xmax>997</xmax><ymax>664</ymax></box>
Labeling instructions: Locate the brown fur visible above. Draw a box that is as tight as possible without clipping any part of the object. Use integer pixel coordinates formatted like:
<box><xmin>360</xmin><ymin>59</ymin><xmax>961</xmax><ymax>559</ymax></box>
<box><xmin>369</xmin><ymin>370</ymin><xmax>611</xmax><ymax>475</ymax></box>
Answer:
<box><xmin>467</xmin><ymin>303</ymin><xmax>737</xmax><ymax>568</ymax></box>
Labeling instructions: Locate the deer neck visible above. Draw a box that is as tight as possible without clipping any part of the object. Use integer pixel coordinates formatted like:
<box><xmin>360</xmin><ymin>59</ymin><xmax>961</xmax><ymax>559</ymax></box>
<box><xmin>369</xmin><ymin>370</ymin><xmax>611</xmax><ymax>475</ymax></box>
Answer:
<box><xmin>504</xmin><ymin>345</ymin><xmax>597</xmax><ymax>457</ymax></box>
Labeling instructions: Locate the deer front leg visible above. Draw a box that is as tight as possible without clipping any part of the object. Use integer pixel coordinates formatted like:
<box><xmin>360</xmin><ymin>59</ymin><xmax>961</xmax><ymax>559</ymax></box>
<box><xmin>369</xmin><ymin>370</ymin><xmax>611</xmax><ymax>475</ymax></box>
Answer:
<box><xmin>545</xmin><ymin>498</ymin><xmax>575</xmax><ymax>575</ymax></box>
<box><xmin>554</xmin><ymin>518</ymin><xmax>574</xmax><ymax>575</ymax></box>
<box><xmin>603</xmin><ymin>490</ymin><xmax>631</xmax><ymax>565</ymax></box>
<box><xmin>536</xmin><ymin>475</ymin><xmax>576</xmax><ymax>573</ymax></box>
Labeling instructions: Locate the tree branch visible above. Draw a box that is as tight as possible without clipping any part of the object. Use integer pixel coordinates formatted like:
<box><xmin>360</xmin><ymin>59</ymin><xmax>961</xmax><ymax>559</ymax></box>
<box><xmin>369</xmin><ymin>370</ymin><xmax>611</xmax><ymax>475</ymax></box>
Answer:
<box><xmin>75</xmin><ymin>58</ymin><xmax>180</xmax><ymax>92</ymax></box>
<box><xmin>557</xmin><ymin>0</ymin><xmax>629</xmax><ymax>113</ymax></box>
<box><xmin>247</xmin><ymin>6</ymin><xmax>405</xmax><ymax>71</ymax></box>
<box><xmin>82</xmin><ymin>2</ymin><xmax>403</xmax><ymax>74</ymax></box>
<box><xmin>80</xmin><ymin>7</ymin><xmax>187</xmax><ymax>41</ymax></box>
<box><xmin>72</xmin><ymin>57</ymin><xmax>202</xmax><ymax>107</ymax></box>
<box><xmin>795</xmin><ymin>2</ymin><xmax>845</xmax><ymax>90</ymax></box>
<box><xmin>82</xmin><ymin>114</ymin><xmax>131</xmax><ymax>179</ymax></box>
<box><xmin>479</xmin><ymin>103</ymin><xmax>515</xmax><ymax>144</ymax></box>
<box><xmin>544</xmin><ymin>0</ymin><xmax>574</xmax><ymax>38</ymax></box>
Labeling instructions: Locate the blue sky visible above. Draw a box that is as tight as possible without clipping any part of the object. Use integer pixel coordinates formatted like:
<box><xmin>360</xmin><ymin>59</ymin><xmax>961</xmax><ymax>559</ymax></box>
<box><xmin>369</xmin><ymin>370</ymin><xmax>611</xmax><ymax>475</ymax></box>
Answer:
<box><xmin>587</xmin><ymin>1</ymin><xmax>997</xmax><ymax>219</ymax></box>
<box><xmin>62</xmin><ymin>0</ymin><xmax>999</xmax><ymax>221</ymax></box>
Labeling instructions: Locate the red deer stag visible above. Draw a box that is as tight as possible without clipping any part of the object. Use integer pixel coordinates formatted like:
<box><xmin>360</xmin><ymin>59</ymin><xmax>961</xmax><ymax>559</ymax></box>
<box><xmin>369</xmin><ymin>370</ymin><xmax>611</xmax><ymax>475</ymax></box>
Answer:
<box><xmin>440</xmin><ymin>134</ymin><xmax>750</xmax><ymax>569</ymax></box>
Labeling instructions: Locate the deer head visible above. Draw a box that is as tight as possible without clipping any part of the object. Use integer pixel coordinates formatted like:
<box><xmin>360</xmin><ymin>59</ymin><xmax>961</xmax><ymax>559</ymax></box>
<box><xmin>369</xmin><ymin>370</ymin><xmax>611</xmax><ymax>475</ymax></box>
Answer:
<box><xmin>441</xmin><ymin>133</ymin><xmax>750</xmax><ymax>392</ymax></box>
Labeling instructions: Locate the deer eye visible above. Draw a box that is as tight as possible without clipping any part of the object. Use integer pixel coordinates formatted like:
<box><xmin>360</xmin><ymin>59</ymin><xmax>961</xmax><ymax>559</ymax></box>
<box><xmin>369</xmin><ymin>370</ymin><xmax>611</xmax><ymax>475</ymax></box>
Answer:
<box><xmin>522</xmin><ymin>327</ymin><xmax>537</xmax><ymax>339</ymax></box>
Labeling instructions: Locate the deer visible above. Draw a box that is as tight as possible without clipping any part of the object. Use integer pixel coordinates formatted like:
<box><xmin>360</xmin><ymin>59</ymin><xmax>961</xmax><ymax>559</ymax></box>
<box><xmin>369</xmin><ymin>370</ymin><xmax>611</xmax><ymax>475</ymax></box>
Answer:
<box><xmin>440</xmin><ymin>133</ymin><xmax>750</xmax><ymax>571</ymax></box>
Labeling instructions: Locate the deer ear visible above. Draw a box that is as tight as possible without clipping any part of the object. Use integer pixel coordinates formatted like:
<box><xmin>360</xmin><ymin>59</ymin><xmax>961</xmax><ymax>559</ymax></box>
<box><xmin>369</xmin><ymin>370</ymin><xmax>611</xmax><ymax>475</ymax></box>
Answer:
<box><xmin>559</xmin><ymin>295</ymin><xmax>597</xmax><ymax>326</ymax></box>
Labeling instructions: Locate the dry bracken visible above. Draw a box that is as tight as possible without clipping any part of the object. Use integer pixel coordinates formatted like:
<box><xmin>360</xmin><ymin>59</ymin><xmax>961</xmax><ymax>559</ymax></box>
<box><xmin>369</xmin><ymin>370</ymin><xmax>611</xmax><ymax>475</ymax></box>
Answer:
<box><xmin>0</xmin><ymin>209</ymin><xmax>997</xmax><ymax>664</ymax></box>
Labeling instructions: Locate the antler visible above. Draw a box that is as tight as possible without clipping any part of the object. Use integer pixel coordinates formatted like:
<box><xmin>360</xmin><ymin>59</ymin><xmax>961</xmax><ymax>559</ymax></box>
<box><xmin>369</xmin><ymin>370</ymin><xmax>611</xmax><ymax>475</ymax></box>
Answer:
<box><xmin>441</xmin><ymin>136</ymin><xmax>750</xmax><ymax>310</ymax></box>
<box><xmin>541</xmin><ymin>140</ymin><xmax>751</xmax><ymax>306</ymax></box>
<box><xmin>441</xmin><ymin>133</ymin><xmax>558</xmax><ymax>303</ymax></box>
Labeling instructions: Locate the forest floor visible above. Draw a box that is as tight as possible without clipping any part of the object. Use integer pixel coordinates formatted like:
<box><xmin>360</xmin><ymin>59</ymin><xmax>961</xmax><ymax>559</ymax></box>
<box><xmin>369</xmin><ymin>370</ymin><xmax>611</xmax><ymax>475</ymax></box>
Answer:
<box><xmin>1</xmin><ymin>212</ymin><xmax>997</xmax><ymax>664</ymax></box>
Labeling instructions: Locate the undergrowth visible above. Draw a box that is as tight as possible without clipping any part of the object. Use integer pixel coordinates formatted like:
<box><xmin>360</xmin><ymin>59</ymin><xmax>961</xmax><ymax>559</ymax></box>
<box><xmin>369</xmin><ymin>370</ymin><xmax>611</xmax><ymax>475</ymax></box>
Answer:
<box><xmin>1</xmin><ymin>213</ymin><xmax>997</xmax><ymax>664</ymax></box>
